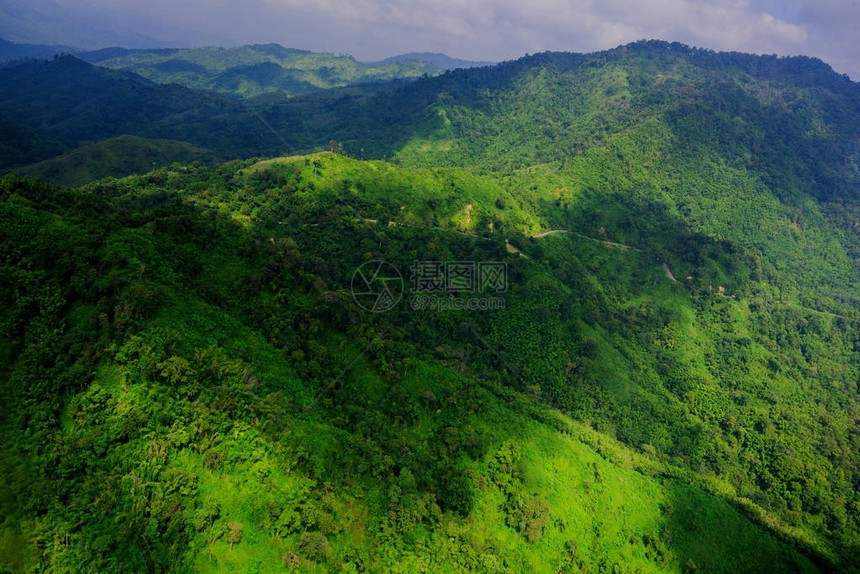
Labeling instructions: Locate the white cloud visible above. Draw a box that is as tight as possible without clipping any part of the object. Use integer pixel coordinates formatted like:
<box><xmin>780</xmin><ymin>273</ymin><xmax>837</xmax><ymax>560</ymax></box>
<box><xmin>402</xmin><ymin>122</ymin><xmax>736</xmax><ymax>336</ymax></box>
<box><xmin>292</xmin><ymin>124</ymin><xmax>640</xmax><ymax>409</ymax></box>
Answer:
<box><xmin>264</xmin><ymin>0</ymin><xmax>810</xmax><ymax>59</ymax></box>
<box><xmin>793</xmin><ymin>0</ymin><xmax>860</xmax><ymax>78</ymax></box>
<box><xmin>255</xmin><ymin>0</ymin><xmax>860</xmax><ymax>79</ymax></box>
<box><xmin>6</xmin><ymin>0</ymin><xmax>859</xmax><ymax>78</ymax></box>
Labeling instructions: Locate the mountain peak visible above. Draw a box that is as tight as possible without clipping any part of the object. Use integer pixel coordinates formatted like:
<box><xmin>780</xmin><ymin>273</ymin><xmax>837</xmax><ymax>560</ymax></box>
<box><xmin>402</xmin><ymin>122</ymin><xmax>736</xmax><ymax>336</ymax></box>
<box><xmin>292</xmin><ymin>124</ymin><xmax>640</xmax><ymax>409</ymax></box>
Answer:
<box><xmin>369</xmin><ymin>52</ymin><xmax>493</xmax><ymax>70</ymax></box>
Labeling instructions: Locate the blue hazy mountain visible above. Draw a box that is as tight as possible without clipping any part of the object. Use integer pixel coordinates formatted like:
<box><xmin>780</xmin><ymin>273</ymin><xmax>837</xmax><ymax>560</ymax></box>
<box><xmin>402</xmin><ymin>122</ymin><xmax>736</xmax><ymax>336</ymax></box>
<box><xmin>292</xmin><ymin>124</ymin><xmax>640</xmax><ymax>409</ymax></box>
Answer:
<box><xmin>368</xmin><ymin>52</ymin><xmax>494</xmax><ymax>70</ymax></box>
<box><xmin>0</xmin><ymin>37</ymin><xmax>72</xmax><ymax>62</ymax></box>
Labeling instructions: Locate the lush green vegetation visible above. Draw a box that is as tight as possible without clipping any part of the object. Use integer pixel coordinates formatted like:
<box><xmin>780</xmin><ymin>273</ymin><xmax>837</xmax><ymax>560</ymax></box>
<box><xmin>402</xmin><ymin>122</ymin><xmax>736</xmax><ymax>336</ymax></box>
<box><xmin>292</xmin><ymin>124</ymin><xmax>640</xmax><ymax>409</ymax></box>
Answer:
<box><xmin>0</xmin><ymin>55</ymin><xmax>295</xmax><ymax>166</ymax></box>
<box><xmin>14</xmin><ymin>135</ymin><xmax>219</xmax><ymax>187</ymax></box>
<box><xmin>81</xmin><ymin>44</ymin><xmax>444</xmax><ymax>99</ymax></box>
<box><xmin>0</xmin><ymin>54</ymin><xmax>425</xmax><ymax>170</ymax></box>
<box><xmin>0</xmin><ymin>114</ymin><xmax>66</xmax><ymax>170</ymax></box>
<box><xmin>2</xmin><ymin>40</ymin><xmax>860</xmax><ymax>572</ymax></box>
<box><xmin>0</xmin><ymin>157</ymin><xmax>831</xmax><ymax>572</ymax></box>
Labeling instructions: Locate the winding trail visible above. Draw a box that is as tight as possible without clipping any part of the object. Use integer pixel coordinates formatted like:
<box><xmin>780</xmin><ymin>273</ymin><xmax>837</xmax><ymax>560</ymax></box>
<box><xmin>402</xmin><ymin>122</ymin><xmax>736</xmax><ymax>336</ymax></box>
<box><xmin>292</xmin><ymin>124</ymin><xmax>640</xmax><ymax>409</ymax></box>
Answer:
<box><xmin>531</xmin><ymin>229</ymin><xmax>570</xmax><ymax>239</ymax></box>
<box><xmin>353</xmin><ymin>219</ymin><xmax>654</xmax><ymax>263</ymax></box>
<box><xmin>662</xmin><ymin>262</ymin><xmax>679</xmax><ymax>282</ymax></box>
<box><xmin>530</xmin><ymin>229</ymin><xmax>640</xmax><ymax>252</ymax></box>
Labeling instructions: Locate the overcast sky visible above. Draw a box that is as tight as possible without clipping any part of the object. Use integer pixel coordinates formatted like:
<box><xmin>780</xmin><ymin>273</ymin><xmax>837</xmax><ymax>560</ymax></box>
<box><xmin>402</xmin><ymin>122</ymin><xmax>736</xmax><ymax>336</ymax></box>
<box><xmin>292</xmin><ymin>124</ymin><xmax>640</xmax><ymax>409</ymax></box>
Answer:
<box><xmin>2</xmin><ymin>0</ymin><xmax>858</xmax><ymax>78</ymax></box>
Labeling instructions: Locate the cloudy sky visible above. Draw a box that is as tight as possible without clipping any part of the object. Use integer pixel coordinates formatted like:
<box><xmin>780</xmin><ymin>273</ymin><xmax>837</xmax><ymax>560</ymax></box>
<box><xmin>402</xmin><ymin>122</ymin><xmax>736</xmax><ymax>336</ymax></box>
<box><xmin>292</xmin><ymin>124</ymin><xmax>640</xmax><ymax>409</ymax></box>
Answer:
<box><xmin>2</xmin><ymin>0</ymin><xmax>858</xmax><ymax>78</ymax></box>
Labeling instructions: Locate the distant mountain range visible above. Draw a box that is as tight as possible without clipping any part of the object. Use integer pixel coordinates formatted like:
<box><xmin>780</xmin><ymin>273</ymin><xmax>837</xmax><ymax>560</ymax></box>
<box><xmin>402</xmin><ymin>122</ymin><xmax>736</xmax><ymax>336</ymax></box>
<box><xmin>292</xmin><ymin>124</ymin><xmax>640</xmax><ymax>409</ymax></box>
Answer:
<box><xmin>369</xmin><ymin>52</ymin><xmax>494</xmax><ymax>69</ymax></box>
<box><xmin>78</xmin><ymin>46</ymin><xmax>492</xmax><ymax>71</ymax></box>
<box><xmin>0</xmin><ymin>36</ymin><xmax>70</xmax><ymax>62</ymax></box>
<box><xmin>0</xmin><ymin>54</ymin><xmax>278</xmax><ymax>160</ymax></box>
<box><xmin>75</xmin><ymin>43</ymin><xmax>445</xmax><ymax>98</ymax></box>
<box><xmin>0</xmin><ymin>37</ymin><xmax>491</xmax><ymax>99</ymax></box>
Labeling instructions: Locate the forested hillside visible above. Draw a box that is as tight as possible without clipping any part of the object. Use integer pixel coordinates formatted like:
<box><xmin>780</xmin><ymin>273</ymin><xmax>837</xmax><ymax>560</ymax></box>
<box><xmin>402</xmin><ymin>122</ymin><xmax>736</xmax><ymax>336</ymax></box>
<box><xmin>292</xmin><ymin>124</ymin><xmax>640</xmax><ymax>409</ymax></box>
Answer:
<box><xmin>2</xmin><ymin>40</ymin><xmax>860</xmax><ymax>572</ymax></box>
<box><xmin>15</xmin><ymin>135</ymin><xmax>219</xmax><ymax>188</ymax></box>
<box><xmin>0</xmin><ymin>54</ymin><xmax>421</xmax><ymax>172</ymax></box>
<box><xmin>80</xmin><ymin>44</ymin><xmax>444</xmax><ymax>98</ymax></box>
<box><xmin>0</xmin><ymin>55</ymin><xmax>283</xmax><ymax>162</ymax></box>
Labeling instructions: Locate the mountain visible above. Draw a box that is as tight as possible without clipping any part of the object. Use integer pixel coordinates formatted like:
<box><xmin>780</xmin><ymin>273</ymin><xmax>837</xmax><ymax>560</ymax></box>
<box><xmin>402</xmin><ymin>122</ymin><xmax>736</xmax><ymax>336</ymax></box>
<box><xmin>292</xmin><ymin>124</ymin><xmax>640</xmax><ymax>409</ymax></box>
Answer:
<box><xmin>0</xmin><ymin>55</ymin><xmax>291</xmax><ymax>161</ymax></box>
<box><xmin>0</xmin><ymin>114</ymin><xmax>66</xmax><ymax>169</ymax></box>
<box><xmin>14</xmin><ymin>135</ymin><xmax>219</xmax><ymax>187</ymax></box>
<box><xmin>0</xmin><ymin>53</ymin><xmax>435</xmax><ymax>170</ymax></box>
<box><xmin>74</xmin><ymin>46</ymin><xmax>153</xmax><ymax>64</ymax></box>
<box><xmin>3</xmin><ymin>40</ymin><xmax>860</xmax><ymax>571</ymax></box>
<box><xmin>80</xmin><ymin>44</ymin><xmax>444</xmax><ymax>98</ymax></box>
<box><xmin>257</xmin><ymin>42</ymin><xmax>860</xmax><ymax>292</ymax></box>
<box><xmin>369</xmin><ymin>52</ymin><xmax>494</xmax><ymax>70</ymax></box>
<box><xmin>276</xmin><ymin>41</ymin><xmax>860</xmax><ymax>178</ymax></box>
<box><xmin>0</xmin><ymin>37</ymin><xmax>71</xmax><ymax>63</ymax></box>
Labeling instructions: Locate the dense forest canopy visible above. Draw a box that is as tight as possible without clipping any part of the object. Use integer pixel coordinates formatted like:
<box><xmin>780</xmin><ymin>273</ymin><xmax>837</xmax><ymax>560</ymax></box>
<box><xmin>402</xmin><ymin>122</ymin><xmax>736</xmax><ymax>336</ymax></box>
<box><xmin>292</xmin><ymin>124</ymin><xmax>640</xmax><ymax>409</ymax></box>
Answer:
<box><xmin>2</xmin><ymin>40</ymin><xmax>860</xmax><ymax>572</ymax></box>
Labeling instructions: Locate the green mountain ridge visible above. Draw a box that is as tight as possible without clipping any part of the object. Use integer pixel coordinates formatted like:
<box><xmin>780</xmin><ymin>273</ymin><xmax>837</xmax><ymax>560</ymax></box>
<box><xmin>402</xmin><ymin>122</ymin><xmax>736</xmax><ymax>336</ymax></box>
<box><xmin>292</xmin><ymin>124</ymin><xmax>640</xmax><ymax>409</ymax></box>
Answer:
<box><xmin>80</xmin><ymin>43</ymin><xmax>446</xmax><ymax>98</ymax></box>
<box><xmin>0</xmin><ymin>54</ymin><xmax>428</xmax><ymax>170</ymax></box>
<box><xmin>0</xmin><ymin>55</ymin><xmax>289</xmax><ymax>164</ymax></box>
<box><xmin>3</xmin><ymin>40</ymin><xmax>860</xmax><ymax>571</ymax></box>
<box><xmin>14</xmin><ymin>135</ymin><xmax>220</xmax><ymax>187</ymax></box>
